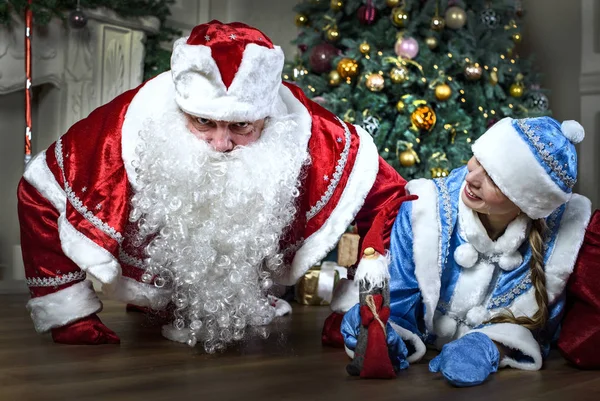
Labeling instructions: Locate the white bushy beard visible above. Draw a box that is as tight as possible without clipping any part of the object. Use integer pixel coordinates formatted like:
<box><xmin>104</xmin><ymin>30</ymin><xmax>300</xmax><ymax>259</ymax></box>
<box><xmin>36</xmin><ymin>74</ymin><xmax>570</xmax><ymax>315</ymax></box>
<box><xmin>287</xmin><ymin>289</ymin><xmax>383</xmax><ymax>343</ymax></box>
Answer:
<box><xmin>129</xmin><ymin>109</ymin><xmax>309</xmax><ymax>353</ymax></box>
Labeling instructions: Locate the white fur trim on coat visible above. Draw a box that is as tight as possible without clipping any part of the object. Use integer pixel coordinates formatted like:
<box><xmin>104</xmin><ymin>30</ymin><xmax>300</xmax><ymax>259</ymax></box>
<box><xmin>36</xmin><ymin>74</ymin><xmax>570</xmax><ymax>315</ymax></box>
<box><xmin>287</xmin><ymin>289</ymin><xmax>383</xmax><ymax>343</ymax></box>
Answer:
<box><xmin>472</xmin><ymin>117</ymin><xmax>570</xmax><ymax>219</ymax></box>
<box><xmin>58</xmin><ymin>214</ymin><xmax>121</xmax><ymax>285</ymax></box>
<box><xmin>406</xmin><ymin>178</ymin><xmax>441</xmax><ymax>333</ymax></box>
<box><xmin>543</xmin><ymin>193</ymin><xmax>591</xmax><ymax>304</ymax></box>
<box><xmin>102</xmin><ymin>276</ymin><xmax>171</xmax><ymax>310</ymax></box>
<box><xmin>280</xmin><ymin>125</ymin><xmax>380</xmax><ymax>285</ymax></box>
<box><xmin>22</xmin><ymin>148</ymin><xmax>123</xmax><ymax>287</ymax></box>
<box><xmin>23</xmin><ymin>151</ymin><xmax>66</xmax><ymax>211</ymax></box>
<box><xmin>26</xmin><ymin>280</ymin><xmax>102</xmax><ymax>333</ymax></box>
<box><xmin>471</xmin><ymin>323</ymin><xmax>542</xmax><ymax>370</ymax></box>
<box><xmin>390</xmin><ymin>321</ymin><xmax>427</xmax><ymax>363</ymax></box>
<box><xmin>171</xmin><ymin>38</ymin><xmax>285</xmax><ymax>122</ymax></box>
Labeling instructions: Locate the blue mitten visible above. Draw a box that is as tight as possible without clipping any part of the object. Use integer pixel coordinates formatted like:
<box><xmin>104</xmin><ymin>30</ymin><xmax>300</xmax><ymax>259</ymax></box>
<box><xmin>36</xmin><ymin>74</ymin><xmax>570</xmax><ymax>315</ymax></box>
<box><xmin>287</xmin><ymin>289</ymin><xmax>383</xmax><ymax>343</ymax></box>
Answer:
<box><xmin>341</xmin><ymin>303</ymin><xmax>409</xmax><ymax>371</ymax></box>
<box><xmin>429</xmin><ymin>332</ymin><xmax>500</xmax><ymax>387</ymax></box>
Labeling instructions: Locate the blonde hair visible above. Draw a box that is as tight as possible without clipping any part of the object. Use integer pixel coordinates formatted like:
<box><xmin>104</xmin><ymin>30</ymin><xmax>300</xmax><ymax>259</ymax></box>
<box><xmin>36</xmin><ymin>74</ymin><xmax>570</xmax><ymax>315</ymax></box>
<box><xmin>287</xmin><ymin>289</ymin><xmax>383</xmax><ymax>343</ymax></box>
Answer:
<box><xmin>486</xmin><ymin>219</ymin><xmax>549</xmax><ymax>331</ymax></box>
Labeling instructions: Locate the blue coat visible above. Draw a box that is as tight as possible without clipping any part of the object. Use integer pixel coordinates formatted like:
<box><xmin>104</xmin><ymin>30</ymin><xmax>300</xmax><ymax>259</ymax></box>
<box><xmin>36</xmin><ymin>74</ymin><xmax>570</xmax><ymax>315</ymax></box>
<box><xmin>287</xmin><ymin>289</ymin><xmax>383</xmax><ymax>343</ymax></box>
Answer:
<box><xmin>388</xmin><ymin>166</ymin><xmax>591</xmax><ymax>370</ymax></box>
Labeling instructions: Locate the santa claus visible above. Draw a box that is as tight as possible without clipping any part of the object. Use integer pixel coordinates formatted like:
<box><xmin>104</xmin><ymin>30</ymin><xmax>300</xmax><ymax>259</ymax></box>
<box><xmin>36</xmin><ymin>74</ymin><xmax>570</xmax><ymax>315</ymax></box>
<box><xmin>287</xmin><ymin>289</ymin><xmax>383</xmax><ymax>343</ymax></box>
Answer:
<box><xmin>17</xmin><ymin>21</ymin><xmax>408</xmax><ymax>352</ymax></box>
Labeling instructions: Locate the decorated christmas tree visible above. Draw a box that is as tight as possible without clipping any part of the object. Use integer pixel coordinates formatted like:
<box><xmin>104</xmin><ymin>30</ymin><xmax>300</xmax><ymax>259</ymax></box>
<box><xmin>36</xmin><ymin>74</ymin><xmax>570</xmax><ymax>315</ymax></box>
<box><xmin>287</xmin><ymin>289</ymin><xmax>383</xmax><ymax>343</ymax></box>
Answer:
<box><xmin>286</xmin><ymin>0</ymin><xmax>550</xmax><ymax>179</ymax></box>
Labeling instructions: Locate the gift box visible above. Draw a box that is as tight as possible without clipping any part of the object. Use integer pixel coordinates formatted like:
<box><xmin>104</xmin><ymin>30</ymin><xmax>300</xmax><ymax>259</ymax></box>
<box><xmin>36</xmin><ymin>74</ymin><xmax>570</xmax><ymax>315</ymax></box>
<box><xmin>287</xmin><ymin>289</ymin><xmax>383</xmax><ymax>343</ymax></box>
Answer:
<box><xmin>337</xmin><ymin>232</ymin><xmax>361</xmax><ymax>267</ymax></box>
<box><xmin>295</xmin><ymin>262</ymin><xmax>347</xmax><ymax>306</ymax></box>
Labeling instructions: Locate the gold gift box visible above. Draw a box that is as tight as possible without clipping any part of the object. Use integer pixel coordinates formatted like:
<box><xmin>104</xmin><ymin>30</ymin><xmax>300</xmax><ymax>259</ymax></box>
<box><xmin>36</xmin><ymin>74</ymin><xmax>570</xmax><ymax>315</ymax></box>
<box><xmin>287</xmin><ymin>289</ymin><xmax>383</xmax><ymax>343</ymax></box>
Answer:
<box><xmin>295</xmin><ymin>263</ymin><xmax>345</xmax><ymax>306</ymax></box>
<box><xmin>337</xmin><ymin>232</ymin><xmax>360</xmax><ymax>267</ymax></box>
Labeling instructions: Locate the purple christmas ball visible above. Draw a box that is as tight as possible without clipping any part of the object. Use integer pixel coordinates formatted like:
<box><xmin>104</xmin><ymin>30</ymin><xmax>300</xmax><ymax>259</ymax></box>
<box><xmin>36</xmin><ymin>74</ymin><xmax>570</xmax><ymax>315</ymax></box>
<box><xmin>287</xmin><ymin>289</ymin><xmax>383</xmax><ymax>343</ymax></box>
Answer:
<box><xmin>395</xmin><ymin>37</ymin><xmax>419</xmax><ymax>59</ymax></box>
<box><xmin>309</xmin><ymin>43</ymin><xmax>339</xmax><ymax>74</ymax></box>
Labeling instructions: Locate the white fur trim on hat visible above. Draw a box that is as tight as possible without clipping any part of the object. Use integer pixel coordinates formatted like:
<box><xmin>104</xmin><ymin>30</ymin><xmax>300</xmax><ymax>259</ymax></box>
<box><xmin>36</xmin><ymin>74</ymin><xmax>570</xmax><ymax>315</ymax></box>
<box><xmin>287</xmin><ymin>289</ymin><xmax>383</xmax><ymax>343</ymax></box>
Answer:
<box><xmin>472</xmin><ymin>117</ymin><xmax>570</xmax><ymax>219</ymax></box>
<box><xmin>171</xmin><ymin>37</ymin><xmax>285</xmax><ymax>122</ymax></box>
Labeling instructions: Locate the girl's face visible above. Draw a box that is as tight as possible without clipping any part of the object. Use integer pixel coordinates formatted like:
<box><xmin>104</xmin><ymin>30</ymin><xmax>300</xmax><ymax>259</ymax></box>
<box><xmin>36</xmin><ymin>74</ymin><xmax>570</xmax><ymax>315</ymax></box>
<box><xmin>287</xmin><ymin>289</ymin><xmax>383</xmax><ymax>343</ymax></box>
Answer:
<box><xmin>462</xmin><ymin>156</ymin><xmax>521</xmax><ymax>217</ymax></box>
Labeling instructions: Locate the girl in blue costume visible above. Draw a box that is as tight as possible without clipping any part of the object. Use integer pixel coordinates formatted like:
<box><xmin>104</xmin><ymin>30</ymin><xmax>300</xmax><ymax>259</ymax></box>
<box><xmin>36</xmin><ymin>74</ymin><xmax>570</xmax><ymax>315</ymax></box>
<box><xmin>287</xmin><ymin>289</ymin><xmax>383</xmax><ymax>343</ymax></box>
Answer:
<box><xmin>341</xmin><ymin>116</ymin><xmax>592</xmax><ymax>386</ymax></box>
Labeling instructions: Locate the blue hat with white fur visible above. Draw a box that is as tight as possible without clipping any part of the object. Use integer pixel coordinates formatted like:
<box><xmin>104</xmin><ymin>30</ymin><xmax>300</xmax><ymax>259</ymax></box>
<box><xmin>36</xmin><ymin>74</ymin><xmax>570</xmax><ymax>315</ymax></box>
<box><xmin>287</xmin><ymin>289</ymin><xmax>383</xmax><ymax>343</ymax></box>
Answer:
<box><xmin>472</xmin><ymin>116</ymin><xmax>584</xmax><ymax>219</ymax></box>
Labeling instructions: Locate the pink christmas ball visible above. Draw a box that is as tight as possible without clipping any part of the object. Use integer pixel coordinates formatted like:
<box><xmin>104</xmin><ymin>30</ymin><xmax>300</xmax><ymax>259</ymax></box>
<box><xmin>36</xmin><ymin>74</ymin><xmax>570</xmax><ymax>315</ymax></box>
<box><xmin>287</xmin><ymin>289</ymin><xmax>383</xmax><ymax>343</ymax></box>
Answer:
<box><xmin>394</xmin><ymin>37</ymin><xmax>419</xmax><ymax>59</ymax></box>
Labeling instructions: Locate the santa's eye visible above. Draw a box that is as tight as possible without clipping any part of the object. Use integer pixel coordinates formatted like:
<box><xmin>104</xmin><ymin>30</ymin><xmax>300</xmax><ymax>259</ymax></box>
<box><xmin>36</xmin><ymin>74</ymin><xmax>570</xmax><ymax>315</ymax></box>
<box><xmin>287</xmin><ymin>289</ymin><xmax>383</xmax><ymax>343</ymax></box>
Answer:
<box><xmin>197</xmin><ymin>117</ymin><xmax>211</xmax><ymax>125</ymax></box>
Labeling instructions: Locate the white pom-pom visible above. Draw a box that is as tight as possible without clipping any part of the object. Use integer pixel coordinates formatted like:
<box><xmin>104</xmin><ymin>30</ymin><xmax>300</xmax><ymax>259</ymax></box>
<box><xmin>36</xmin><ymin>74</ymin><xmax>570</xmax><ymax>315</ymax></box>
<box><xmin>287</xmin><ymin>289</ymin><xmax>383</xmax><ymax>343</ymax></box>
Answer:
<box><xmin>434</xmin><ymin>313</ymin><xmax>458</xmax><ymax>338</ymax></box>
<box><xmin>498</xmin><ymin>251</ymin><xmax>523</xmax><ymax>271</ymax></box>
<box><xmin>466</xmin><ymin>306</ymin><xmax>491</xmax><ymax>327</ymax></box>
<box><xmin>454</xmin><ymin>243</ymin><xmax>479</xmax><ymax>268</ymax></box>
<box><xmin>561</xmin><ymin>120</ymin><xmax>585</xmax><ymax>144</ymax></box>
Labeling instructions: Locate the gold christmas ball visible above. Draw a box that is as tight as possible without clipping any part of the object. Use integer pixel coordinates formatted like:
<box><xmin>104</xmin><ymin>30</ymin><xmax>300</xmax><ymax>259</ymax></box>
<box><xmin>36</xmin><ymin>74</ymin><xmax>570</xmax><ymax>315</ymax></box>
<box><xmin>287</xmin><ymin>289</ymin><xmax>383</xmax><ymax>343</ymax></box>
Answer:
<box><xmin>295</xmin><ymin>14</ymin><xmax>309</xmax><ymax>27</ymax></box>
<box><xmin>431</xmin><ymin>167</ymin><xmax>449</xmax><ymax>178</ymax></box>
<box><xmin>396</xmin><ymin>100</ymin><xmax>405</xmax><ymax>113</ymax></box>
<box><xmin>509</xmin><ymin>83</ymin><xmax>525</xmax><ymax>97</ymax></box>
<box><xmin>464</xmin><ymin>63</ymin><xmax>483</xmax><ymax>81</ymax></box>
<box><xmin>386</xmin><ymin>0</ymin><xmax>401</xmax><ymax>7</ymax></box>
<box><xmin>435</xmin><ymin>83</ymin><xmax>452</xmax><ymax>101</ymax></box>
<box><xmin>359</xmin><ymin>42</ymin><xmax>371</xmax><ymax>54</ymax></box>
<box><xmin>391</xmin><ymin>7</ymin><xmax>409</xmax><ymax>27</ymax></box>
<box><xmin>445</xmin><ymin>6</ymin><xmax>467</xmax><ymax>29</ymax></box>
<box><xmin>411</xmin><ymin>105</ymin><xmax>436</xmax><ymax>131</ymax></box>
<box><xmin>399</xmin><ymin>150</ymin><xmax>417</xmax><ymax>167</ymax></box>
<box><xmin>389</xmin><ymin>66</ymin><xmax>409</xmax><ymax>83</ymax></box>
<box><xmin>331</xmin><ymin>0</ymin><xmax>343</xmax><ymax>11</ymax></box>
<box><xmin>336</xmin><ymin>58</ymin><xmax>359</xmax><ymax>79</ymax></box>
<box><xmin>328</xmin><ymin>70</ymin><xmax>341</xmax><ymax>86</ymax></box>
<box><xmin>366</xmin><ymin>73</ymin><xmax>385</xmax><ymax>92</ymax></box>
<box><xmin>512</xmin><ymin>33</ymin><xmax>522</xmax><ymax>44</ymax></box>
<box><xmin>431</xmin><ymin>16</ymin><xmax>445</xmax><ymax>31</ymax></box>
<box><xmin>489</xmin><ymin>70</ymin><xmax>499</xmax><ymax>86</ymax></box>
<box><xmin>425</xmin><ymin>36</ymin><xmax>438</xmax><ymax>50</ymax></box>
<box><xmin>326</xmin><ymin>27</ymin><xmax>340</xmax><ymax>42</ymax></box>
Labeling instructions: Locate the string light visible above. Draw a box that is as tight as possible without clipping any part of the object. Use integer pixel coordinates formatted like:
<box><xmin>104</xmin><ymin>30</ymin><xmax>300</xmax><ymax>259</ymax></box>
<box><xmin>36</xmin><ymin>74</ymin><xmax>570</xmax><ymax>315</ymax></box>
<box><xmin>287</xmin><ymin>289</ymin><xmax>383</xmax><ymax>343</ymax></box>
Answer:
<box><xmin>434</xmin><ymin>65</ymin><xmax>439</xmax><ymax>69</ymax></box>
<box><xmin>509</xmin><ymin>104</ymin><xmax>514</xmax><ymax>108</ymax></box>
<box><xmin>384</xmin><ymin>147</ymin><xmax>389</xmax><ymax>152</ymax></box>
<box><xmin>416</xmin><ymin>138</ymin><xmax>421</xmax><ymax>143</ymax></box>
<box><xmin>461</xmin><ymin>98</ymin><xmax>466</xmax><ymax>103</ymax></box>
<box><xmin>421</xmin><ymin>77</ymin><xmax>427</xmax><ymax>83</ymax></box>
<box><xmin>377</xmin><ymin>51</ymin><xmax>383</xmax><ymax>56</ymax></box>
<box><xmin>448</xmin><ymin>53</ymin><xmax>453</xmax><ymax>58</ymax></box>
<box><xmin>459</xmin><ymin>89</ymin><xmax>465</xmax><ymax>94</ymax></box>
<box><xmin>491</xmin><ymin>110</ymin><xmax>496</xmax><ymax>115</ymax></box>
<box><xmin>447</xmin><ymin>77</ymin><xmax>453</xmax><ymax>81</ymax></box>
<box><xmin>500</xmin><ymin>55</ymin><xmax>506</xmax><ymax>59</ymax></box>
<box><xmin>478</xmin><ymin>106</ymin><xmax>484</xmax><ymax>111</ymax></box>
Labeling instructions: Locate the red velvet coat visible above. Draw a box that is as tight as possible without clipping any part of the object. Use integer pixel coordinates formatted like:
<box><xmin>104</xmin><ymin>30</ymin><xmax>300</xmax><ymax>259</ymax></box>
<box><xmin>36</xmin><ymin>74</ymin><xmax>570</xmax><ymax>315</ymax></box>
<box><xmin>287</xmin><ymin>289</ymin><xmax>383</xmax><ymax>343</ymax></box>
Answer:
<box><xmin>18</xmin><ymin>72</ymin><xmax>407</xmax><ymax>333</ymax></box>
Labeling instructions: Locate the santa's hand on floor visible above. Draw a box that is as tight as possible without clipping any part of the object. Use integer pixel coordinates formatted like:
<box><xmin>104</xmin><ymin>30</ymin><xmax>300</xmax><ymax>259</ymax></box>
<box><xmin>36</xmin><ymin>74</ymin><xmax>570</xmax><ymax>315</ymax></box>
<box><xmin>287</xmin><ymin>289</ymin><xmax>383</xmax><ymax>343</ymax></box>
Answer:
<box><xmin>51</xmin><ymin>314</ymin><xmax>120</xmax><ymax>345</ymax></box>
<box><xmin>429</xmin><ymin>332</ymin><xmax>499</xmax><ymax>387</ymax></box>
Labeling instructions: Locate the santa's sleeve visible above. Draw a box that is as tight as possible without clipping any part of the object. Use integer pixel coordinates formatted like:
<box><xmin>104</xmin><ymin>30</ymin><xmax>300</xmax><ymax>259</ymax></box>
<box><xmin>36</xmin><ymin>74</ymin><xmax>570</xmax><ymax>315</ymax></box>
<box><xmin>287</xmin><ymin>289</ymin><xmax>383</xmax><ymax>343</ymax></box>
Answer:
<box><xmin>353</xmin><ymin>156</ymin><xmax>408</xmax><ymax>250</ymax></box>
<box><xmin>18</xmin><ymin>153</ymin><xmax>102</xmax><ymax>333</ymax></box>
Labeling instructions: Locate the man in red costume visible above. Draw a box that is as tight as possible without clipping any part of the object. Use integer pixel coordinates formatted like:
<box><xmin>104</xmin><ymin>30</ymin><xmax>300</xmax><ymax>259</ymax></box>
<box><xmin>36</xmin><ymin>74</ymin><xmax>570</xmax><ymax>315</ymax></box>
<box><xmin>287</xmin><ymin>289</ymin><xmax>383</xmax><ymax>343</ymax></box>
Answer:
<box><xmin>17</xmin><ymin>21</ymin><xmax>407</xmax><ymax>352</ymax></box>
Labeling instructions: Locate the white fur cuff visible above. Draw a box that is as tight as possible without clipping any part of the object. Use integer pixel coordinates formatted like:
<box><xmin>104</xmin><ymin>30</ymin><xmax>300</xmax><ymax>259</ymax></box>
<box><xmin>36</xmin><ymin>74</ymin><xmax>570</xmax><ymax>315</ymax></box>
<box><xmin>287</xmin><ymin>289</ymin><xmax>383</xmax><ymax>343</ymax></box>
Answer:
<box><xmin>26</xmin><ymin>280</ymin><xmax>102</xmax><ymax>333</ymax></box>
<box><xmin>471</xmin><ymin>323</ymin><xmax>543</xmax><ymax>370</ymax></box>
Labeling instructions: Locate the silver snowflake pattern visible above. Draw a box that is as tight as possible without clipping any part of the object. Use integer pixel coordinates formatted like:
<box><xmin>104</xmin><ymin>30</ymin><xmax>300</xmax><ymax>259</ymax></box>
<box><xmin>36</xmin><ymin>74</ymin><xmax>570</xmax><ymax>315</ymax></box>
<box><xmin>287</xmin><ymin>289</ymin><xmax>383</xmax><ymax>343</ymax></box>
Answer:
<box><xmin>204</xmin><ymin>35</ymin><xmax>210</xmax><ymax>42</ymax></box>
<box><xmin>324</xmin><ymin>175</ymin><xmax>330</xmax><ymax>182</ymax></box>
<box><xmin>229</xmin><ymin>34</ymin><xmax>236</xmax><ymax>40</ymax></box>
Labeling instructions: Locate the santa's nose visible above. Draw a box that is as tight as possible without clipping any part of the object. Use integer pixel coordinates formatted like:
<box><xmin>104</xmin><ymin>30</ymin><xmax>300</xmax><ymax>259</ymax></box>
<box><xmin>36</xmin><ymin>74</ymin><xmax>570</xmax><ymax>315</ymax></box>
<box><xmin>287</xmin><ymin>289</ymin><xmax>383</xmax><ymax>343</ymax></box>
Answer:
<box><xmin>207</xmin><ymin>130</ymin><xmax>234</xmax><ymax>152</ymax></box>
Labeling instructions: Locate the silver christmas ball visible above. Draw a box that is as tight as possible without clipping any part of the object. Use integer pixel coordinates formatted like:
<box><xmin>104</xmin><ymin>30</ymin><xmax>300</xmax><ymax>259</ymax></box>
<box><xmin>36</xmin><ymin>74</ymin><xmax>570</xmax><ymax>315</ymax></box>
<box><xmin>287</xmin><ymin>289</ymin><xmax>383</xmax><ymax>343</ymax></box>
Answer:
<box><xmin>530</xmin><ymin>93</ymin><xmax>549</xmax><ymax>111</ymax></box>
<box><xmin>480</xmin><ymin>9</ymin><xmax>500</xmax><ymax>29</ymax></box>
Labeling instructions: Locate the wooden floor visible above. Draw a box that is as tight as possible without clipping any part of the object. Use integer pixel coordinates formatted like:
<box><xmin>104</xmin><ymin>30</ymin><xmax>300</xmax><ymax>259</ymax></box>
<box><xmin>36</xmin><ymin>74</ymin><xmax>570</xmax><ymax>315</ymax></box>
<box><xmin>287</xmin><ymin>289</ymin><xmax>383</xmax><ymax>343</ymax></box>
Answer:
<box><xmin>1</xmin><ymin>294</ymin><xmax>599</xmax><ymax>401</ymax></box>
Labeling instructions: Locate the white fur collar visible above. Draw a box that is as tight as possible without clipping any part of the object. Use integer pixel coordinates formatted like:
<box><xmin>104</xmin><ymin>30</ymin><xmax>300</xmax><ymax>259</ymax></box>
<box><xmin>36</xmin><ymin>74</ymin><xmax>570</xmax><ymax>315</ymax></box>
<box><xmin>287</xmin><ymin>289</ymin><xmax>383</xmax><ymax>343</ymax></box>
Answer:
<box><xmin>455</xmin><ymin>184</ymin><xmax>530</xmax><ymax>271</ymax></box>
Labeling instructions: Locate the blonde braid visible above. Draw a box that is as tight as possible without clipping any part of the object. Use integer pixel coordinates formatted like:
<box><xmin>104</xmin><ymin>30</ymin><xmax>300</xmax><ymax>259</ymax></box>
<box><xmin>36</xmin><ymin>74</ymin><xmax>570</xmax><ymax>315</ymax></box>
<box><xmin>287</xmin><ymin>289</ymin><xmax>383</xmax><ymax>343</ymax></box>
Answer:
<box><xmin>486</xmin><ymin>219</ymin><xmax>549</xmax><ymax>331</ymax></box>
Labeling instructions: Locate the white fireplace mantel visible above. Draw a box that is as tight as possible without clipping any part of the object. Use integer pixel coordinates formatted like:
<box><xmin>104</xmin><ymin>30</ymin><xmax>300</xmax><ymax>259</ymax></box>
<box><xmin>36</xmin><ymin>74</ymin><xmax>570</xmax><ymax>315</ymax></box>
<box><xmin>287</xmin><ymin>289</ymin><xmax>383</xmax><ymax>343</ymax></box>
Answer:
<box><xmin>0</xmin><ymin>7</ymin><xmax>160</xmax><ymax>138</ymax></box>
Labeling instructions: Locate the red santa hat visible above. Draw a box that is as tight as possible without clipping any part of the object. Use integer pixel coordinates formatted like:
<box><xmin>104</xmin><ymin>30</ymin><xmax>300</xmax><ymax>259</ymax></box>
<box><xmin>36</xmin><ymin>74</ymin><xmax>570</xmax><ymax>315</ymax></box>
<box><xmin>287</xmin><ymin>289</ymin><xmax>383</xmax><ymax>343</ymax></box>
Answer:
<box><xmin>170</xmin><ymin>20</ymin><xmax>285</xmax><ymax>122</ymax></box>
